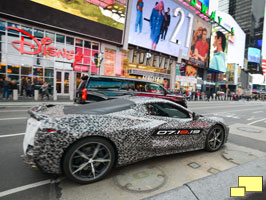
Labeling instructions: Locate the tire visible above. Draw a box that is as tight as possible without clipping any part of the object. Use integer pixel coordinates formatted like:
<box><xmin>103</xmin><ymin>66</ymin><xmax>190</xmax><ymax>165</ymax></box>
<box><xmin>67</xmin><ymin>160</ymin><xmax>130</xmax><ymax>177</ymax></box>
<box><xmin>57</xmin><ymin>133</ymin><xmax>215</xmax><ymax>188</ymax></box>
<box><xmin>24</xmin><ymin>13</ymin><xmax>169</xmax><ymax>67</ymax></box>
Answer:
<box><xmin>63</xmin><ymin>137</ymin><xmax>115</xmax><ymax>184</ymax></box>
<box><xmin>205</xmin><ymin>125</ymin><xmax>225</xmax><ymax>152</ymax></box>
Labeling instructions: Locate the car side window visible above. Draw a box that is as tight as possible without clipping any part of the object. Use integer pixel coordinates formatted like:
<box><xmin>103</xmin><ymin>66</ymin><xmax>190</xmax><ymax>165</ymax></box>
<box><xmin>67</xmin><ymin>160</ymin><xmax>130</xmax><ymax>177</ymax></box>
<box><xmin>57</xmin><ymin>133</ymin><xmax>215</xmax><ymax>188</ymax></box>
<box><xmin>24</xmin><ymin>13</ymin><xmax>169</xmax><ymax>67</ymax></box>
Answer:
<box><xmin>145</xmin><ymin>83</ymin><xmax>165</xmax><ymax>94</ymax></box>
<box><xmin>87</xmin><ymin>78</ymin><xmax>122</xmax><ymax>89</ymax></box>
<box><xmin>135</xmin><ymin>82</ymin><xmax>146</xmax><ymax>92</ymax></box>
<box><xmin>146</xmin><ymin>104</ymin><xmax>168</xmax><ymax>117</ymax></box>
<box><xmin>146</xmin><ymin>103</ymin><xmax>190</xmax><ymax>118</ymax></box>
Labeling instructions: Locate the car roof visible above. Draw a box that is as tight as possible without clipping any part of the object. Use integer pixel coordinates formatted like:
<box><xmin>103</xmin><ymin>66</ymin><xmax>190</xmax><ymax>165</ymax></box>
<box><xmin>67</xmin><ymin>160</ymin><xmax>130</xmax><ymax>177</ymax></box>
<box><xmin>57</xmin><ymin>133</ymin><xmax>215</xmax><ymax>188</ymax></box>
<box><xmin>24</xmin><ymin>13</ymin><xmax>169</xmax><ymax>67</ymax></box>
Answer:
<box><xmin>64</xmin><ymin>98</ymin><xmax>136</xmax><ymax>115</ymax></box>
<box><xmin>86</xmin><ymin>75</ymin><xmax>163</xmax><ymax>84</ymax></box>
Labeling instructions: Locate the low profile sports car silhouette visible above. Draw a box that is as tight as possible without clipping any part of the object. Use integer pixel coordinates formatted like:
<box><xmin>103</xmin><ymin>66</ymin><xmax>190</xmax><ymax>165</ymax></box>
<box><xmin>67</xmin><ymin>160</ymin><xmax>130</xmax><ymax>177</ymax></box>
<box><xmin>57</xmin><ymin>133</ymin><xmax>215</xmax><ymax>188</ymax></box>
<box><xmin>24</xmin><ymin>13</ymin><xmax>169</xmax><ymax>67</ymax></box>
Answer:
<box><xmin>23</xmin><ymin>97</ymin><xmax>229</xmax><ymax>184</ymax></box>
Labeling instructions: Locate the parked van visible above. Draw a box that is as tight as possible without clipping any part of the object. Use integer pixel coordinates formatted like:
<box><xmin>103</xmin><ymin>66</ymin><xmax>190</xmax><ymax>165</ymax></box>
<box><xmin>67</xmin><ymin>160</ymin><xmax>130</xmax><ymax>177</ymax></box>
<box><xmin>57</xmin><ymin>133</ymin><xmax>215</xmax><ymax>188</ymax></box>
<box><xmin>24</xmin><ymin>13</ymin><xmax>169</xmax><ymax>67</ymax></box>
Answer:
<box><xmin>75</xmin><ymin>75</ymin><xmax>187</xmax><ymax>107</ymax></box>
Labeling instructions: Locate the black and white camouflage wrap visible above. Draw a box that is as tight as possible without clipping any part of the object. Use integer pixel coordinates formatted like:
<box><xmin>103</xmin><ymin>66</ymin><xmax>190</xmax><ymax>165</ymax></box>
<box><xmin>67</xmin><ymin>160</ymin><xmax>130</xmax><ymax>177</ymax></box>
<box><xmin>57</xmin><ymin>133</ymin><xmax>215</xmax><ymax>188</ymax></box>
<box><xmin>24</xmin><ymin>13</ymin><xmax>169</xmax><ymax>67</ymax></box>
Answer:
<box><xmin>24</xmin><ymin>97</ymin><xmax>229</xmax><ymax>174</ymax></box>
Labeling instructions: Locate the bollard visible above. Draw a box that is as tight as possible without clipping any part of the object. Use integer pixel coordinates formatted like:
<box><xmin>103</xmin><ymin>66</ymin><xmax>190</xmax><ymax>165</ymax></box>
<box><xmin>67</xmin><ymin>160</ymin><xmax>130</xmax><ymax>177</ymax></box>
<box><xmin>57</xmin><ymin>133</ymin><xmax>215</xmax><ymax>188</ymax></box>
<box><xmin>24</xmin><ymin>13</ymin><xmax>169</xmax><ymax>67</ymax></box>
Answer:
<box><xmin>34</xmin><ymin>90</ymin><xmax>39</xmax><ymax>101</ymax></box>
<box><xmin>13</xmin><ymin>89</ymin><xmax>18</xmax><ymax>100</ymax></box>
<box><xmin>53</xmin><ymin>91</ymin><xmax>57</xmax><ymax>101</ymax></box>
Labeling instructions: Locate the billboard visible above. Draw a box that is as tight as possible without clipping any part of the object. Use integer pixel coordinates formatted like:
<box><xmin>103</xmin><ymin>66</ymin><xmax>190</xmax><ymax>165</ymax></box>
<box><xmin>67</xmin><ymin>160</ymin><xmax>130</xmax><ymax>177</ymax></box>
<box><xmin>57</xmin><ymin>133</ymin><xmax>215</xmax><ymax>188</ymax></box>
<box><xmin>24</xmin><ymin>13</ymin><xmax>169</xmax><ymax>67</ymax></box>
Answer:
<box><xmin>209</xmin><ymin>27</ymin><xmax>228</xmax><ymax>73</ymax></box>
<box><xmin>0</xmin><ymin>0</ymin><xmax>127</xmax><ymax>44</ymax></box>
<box><xmin>128</xmin><ymin>0</ymin><xmax>194</xmax><ymax>59</ymax></box>
<box><xmin>199</xmin><ymin>0</ymin><xmax>209</xmax><ymax>7</ymax></box>
<box><xmin>187</xmin><ymin>16</ymin><xmax>211</xmax><ymax>69</ymax></box>
<box><xmin>248</xmin><ymin>47</ymin><xmax>261</xmax><ymax>64</ymax></box>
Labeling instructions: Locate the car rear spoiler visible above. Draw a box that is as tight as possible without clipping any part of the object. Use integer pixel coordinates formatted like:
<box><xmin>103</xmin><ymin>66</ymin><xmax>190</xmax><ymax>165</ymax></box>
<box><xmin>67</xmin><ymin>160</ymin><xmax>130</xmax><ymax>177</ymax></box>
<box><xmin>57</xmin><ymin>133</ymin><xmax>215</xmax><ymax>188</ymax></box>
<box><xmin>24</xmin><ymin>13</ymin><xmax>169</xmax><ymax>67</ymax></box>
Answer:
<box><xmin>28</xmin><ymin>104</ymin><xmax>58</xmax><ymax>120</ymax></box>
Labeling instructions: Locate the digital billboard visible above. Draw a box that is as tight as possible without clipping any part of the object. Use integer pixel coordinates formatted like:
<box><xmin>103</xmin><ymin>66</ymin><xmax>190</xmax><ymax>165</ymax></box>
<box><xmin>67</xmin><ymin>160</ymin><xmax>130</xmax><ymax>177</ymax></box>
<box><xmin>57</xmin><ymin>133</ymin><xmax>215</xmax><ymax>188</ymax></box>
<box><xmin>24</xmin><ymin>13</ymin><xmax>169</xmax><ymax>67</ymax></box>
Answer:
<box><xmin>187</xmin><ymin>16</ymin><xmax>211</xmax><ymax>69</ymax></box>
<box><xmin>248</xmin><ymin>47</ymin><xmax>261</xmax><ymax>64</ymax></box>
<box><xmin>0</xmin><ymin>0</ymin><xmax>127</xmax><ymax>44</ymax></box>
<box><xmin>198</xmin><ymin>0</ymin><xmax>209</xmax><ymax>7</ymax></box>
<box><xmin>128</xmin><ymin>0</ymin><xmax>194</xmax><ymax>59</ymax></box>
<box><xmin>209</xmin><ymin>27</ymin><xmax>228</xmax><ymax>73</ymax></box>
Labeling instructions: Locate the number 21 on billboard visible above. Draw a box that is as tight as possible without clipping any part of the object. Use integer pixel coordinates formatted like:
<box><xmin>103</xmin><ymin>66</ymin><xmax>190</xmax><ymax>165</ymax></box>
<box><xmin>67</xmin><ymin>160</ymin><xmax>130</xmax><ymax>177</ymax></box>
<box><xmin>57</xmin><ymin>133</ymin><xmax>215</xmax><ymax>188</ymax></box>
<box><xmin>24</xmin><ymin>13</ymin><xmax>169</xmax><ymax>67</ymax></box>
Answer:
<box><xmin>170</xmin><ymin>7</ymin><xmax>194</xmax><ymax>48</ymax></box>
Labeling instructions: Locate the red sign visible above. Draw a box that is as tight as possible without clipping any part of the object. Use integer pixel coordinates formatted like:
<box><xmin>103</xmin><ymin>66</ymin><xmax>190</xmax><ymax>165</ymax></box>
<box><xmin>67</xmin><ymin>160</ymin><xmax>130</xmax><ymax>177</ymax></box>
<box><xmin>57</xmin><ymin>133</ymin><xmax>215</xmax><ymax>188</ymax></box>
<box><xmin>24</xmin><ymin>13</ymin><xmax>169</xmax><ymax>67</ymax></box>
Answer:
<box><xmin>6</xmin><ymin>27</ymin><xmax>83</xmax><ymax>67</ymax></box>
<box><xmin>262</xmin><ymin>59</ymin><xmax>266</xmax><ymax>76</ymax></box>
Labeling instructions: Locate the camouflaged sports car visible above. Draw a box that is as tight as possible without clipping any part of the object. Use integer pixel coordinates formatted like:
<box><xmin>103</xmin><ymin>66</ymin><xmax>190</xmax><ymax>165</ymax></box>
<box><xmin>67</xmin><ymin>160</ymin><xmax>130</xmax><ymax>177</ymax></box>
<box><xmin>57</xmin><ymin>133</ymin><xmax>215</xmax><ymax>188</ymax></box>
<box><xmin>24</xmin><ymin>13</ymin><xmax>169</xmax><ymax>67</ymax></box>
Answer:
<box><xmin>23</xmin><ymin>97</ymin><xmax>229</xmax><ymax>184</ymax></box>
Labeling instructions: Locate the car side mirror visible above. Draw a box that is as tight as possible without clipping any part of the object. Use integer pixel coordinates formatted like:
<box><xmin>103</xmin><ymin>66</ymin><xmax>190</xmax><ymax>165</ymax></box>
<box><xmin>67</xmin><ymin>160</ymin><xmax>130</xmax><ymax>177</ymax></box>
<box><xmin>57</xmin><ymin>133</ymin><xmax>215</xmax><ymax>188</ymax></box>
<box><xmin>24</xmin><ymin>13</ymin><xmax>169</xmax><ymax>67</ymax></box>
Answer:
<box><xmin>192</xmin><ymin>112</ymin><xmax>199</xmax><ymax>120</ymax></box>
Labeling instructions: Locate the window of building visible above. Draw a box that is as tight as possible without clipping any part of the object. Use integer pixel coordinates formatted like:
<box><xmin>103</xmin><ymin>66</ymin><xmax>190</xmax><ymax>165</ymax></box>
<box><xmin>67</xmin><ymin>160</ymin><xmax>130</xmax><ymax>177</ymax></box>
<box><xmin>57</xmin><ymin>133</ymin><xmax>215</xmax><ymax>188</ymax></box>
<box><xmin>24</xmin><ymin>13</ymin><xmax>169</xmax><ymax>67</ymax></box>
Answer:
<box><xmin>8</xmin><ymin>65</ymin><xmax>20</xmax><ymax>74</ymax></box>
<box><xmin>66</xmin><ymin>36</ymin><xmax>74</xmax><ymax>45</ymax></box>
<box><xmin>0</xmin><ymin>20</ymin><xmax>5</xmax><ymax>31</ymax></box>
<box><xmin>8</xmin><ymin>74</ymin><xmax>19</xmax><ymax>81</ymax></box>
<box><xmin>34</xmin><ymin>29</ymin><xmax>44</xmax><ymax>38</ymax></box>
<box><xmin>33</xmin><ymin>67</ymin><xmax>43</xmax><ymax>76</ymax></box>
<box><xmin>0</xmin><ymin>64</ymin><xmax>6</xmax><ymax>73</ymax></box>
<box><xmin>56</xmin><ymin>34</ymin><xmax>65</xmax><ymax>43</ymax></box>
<box><xmin>75</xmin><ymin>38</ymin><xmax>83</xmax><ymax>47</ymax></box>
<box><xmin>45</xmin><ymin>68</ymin><xmax>54</xmax><ymax>77</ymax></box>
<box><xmin>45</xmin><ymin>31</ymin><xmax>55</xmax><ymax>41</ymax></box>
<box><xmin>21</xmin><ymin>66</ymin><xmax>32</xmax><ymax>75</ymax></box>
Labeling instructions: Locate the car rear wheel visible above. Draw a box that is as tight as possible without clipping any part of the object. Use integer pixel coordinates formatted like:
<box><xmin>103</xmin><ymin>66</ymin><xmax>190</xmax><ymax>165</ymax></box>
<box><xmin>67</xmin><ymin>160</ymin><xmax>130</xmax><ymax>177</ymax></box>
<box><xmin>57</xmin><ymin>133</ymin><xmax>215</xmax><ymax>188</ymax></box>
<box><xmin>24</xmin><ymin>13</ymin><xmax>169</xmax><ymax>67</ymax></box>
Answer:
<box><xmin>205</xmin><ymin>125</ymin><xmax>225</xmax><ymax>152</ymax></box>
<box><xmin>63</xmin><ymin>137</ymin><xmax>115</xmax><ymax>184</ymax></box>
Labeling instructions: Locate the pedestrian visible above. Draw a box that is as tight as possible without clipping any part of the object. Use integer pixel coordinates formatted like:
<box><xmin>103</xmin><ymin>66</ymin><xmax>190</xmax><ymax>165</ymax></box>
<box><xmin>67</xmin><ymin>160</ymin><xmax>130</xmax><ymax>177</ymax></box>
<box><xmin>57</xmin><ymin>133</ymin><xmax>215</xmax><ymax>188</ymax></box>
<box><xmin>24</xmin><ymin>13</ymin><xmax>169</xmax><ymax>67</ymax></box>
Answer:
<box><xmin>197</xmin><ymin>91</ymin><xmax>200</xmax><ymax>101</ymax></box>
<box><xmin>0</xmin><ymin>78</ymin><xmax>3</xmax><ymax>97</ymax></box>
<box><xmin>150</xmin><ymin>1</ymin><xmax>165</xmax><ymax>50</ymax></box>
<box><xmin>206</xmin><ymin>90</ymin><xmax>210</xmax><ymax>101</ymax></box>
<box><xmin>160</xmin><ymin>7</ymin><xmax>171</xmax><ymax>40</ymax></box>
<box><xmin>135</xmin><ymin>0</ymin><xmax>144</xmax><ymax>33</ymax></box>
<box><xmin>21</xmin><ymin>77</ymin><xmax>27</xmax><ymax>96</ymax></box>
<box><xmin>40</xmin><ymin>82</ymin><xmax>50</xmax><ymax>100</ymax></box>
<box><xmin>26</xmin><ymin>80</ymin><xmax>32</xmax><ymax>97</ymax></box>
<box><xmin>2</xmin><ymin>78</ymin><xmax>12</xmax><ymax>100</ymax></box>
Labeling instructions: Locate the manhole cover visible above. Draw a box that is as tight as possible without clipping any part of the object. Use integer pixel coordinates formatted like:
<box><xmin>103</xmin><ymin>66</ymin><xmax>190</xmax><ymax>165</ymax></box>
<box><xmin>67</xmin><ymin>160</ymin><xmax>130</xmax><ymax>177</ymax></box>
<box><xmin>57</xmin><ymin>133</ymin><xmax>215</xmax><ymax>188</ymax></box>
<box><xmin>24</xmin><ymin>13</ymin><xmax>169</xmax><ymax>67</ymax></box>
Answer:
<box><xmin>237</xmin><ymin>127</ymin><xmax>262</xmax><ymax>133</ymax></box>
<box><xmin>113</xmin><ymin>165</ymin><xmax>166</xmax><ymax>192</ymax></box>
<box><xmin>223</xmin><ymin>150</ymin><xmax>258</xmax><ymax>165</ymax></box>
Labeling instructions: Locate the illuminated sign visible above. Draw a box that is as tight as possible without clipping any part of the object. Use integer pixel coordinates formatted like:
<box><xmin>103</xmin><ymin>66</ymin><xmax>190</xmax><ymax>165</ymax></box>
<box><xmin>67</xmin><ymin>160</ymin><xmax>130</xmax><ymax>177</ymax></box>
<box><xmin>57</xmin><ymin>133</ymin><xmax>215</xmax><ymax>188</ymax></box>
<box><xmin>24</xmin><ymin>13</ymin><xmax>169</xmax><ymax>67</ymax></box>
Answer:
<box><xmin>128</xmin><ymin>0</ymin><xmax>194</xmax><ymax>59</ymax></box>
<box><xmin>6</xmin><ymin>27</ymin><xmax>83</xmax><ymax>67</ymax></box>
<box><xmin>183</xmin><ymin>0</ymin><xmax>234</xmax><ymax>34</ymax></box>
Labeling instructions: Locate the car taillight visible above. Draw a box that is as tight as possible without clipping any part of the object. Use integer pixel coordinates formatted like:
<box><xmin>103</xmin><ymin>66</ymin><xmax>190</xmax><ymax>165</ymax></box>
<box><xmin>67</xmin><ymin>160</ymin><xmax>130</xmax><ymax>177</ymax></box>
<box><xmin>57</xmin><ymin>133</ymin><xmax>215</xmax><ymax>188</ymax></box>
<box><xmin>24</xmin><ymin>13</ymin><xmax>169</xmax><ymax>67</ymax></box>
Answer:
<box><xmin>46</xmin><ymin>129</ymin><xmax>56</xmax><ymax>133</ymax></box>
<box><xmin>82</xmin><ymin>89</ymin><xmax>87</xmax><ymax>100</ymax></box>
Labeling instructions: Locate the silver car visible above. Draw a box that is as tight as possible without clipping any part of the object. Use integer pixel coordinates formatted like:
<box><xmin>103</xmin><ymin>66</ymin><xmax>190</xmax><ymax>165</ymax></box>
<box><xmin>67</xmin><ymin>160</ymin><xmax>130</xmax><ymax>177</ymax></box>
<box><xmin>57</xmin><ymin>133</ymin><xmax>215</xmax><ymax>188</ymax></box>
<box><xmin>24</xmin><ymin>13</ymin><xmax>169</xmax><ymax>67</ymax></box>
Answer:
<box><xmin>23</xmin><ymin>97</ymin><xmax>229</xmax><ymax>184</ymax></box>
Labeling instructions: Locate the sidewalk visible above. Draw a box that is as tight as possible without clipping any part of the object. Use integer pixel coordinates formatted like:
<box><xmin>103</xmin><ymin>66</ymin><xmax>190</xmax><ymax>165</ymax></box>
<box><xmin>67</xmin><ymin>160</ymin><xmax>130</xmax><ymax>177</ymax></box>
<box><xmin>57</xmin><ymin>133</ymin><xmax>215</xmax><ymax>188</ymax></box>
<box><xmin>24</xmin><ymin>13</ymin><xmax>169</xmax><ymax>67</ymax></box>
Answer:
<box><xmin>143</xmin><ymin>156</ymin><xmax>266</xmax><ymax>200</ymax></box>
<box><xmin>0</xmin><ymin>95</ymin><xmax>73</xmax><ymax>106</ymax></box>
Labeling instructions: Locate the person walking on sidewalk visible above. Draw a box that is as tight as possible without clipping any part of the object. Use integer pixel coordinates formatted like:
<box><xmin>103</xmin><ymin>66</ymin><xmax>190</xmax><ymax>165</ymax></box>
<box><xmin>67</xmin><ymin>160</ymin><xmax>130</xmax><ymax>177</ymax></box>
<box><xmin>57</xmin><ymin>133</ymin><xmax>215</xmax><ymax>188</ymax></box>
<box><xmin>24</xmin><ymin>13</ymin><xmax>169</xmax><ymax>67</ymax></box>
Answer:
<box><xmin>40</xmin><ymin>82</ymin><xmax>49</xmax><ymax>100</ymax></box>
<box><xmin>21</xmin><ymin>77</ymin><xmax>27</xmax><ymax>96</ymax></box>
<box><xmin>26</xmin><ymin>80</ymin><xmax>32</xmax><ymax>97</ymax></box>
<box><xmin>2</xmin><ymin>78</ymin><xmax>12</xmax><ymax>100</ymax></box>
<box><xmin>0</xmin><ymin>78</ymin><xmax>3</xmax><ymax>97</ymax></box>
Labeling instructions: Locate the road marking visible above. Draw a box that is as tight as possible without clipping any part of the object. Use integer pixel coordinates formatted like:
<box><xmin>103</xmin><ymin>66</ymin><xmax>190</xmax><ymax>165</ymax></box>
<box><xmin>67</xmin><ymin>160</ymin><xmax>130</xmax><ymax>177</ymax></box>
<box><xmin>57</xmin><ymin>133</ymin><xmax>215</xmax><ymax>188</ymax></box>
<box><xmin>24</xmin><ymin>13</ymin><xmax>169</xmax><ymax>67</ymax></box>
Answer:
<box><xmin>0</xmin><ymin>117</ymin><xmax>27</xmax><ymax>121</ymax></box>
<box><xmin>191</xmin><ymin>105</ymin><xmax>265</xmax><ymax>110</ymax></box>
<box><xmin>248</xmin><ymin>118</ymin><xmax>266</xmax><ymax>125</ymax></box>
<box><xmin>0</xmin><ymin>110</ymin><xmax>27</xmax><ymax>113</ymax></box>
<box><xmin>252</xmin><ymin>111</ymin><xmax>264</xmax><ymax>114</ymax></box>
<box><xmin>0</xmin><ymin>133</ymin><xmax>25</xmax><ymax>138</ymax></box>
<box><xmin>202</xmin><ymin>107</ymin><xmax>266</xmax><ymax>115</ymax></box>
<box><xmin>0</xmin><ymin>179</ymin><xmax>51</xmax><ymax>198</ymax></box>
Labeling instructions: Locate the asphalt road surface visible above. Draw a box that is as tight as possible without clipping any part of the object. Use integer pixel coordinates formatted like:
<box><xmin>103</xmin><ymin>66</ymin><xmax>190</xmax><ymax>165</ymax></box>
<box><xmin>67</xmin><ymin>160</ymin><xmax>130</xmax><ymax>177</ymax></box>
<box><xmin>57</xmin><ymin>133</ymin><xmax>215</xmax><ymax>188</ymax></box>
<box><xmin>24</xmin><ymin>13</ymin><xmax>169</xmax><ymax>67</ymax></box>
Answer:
<box><xmin>0</xmin><ymin>100</ymin><xmax>266</xmax><ymax>200</ymax></box>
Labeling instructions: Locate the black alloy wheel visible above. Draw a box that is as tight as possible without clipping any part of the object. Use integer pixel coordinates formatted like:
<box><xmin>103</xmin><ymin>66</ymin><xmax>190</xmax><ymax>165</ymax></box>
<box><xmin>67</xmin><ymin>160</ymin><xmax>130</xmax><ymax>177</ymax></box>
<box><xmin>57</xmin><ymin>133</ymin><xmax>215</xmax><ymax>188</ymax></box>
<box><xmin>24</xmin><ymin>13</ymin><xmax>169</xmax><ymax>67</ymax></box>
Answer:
<box><xmin>63</xmin><ymin>137</ymin><xmax>115</xmax><ymax>184</ymax></box>
<box><xmin>205</xmin><ymin>125</ymin><xmax>225</xmax><ymax>152</ymax></box>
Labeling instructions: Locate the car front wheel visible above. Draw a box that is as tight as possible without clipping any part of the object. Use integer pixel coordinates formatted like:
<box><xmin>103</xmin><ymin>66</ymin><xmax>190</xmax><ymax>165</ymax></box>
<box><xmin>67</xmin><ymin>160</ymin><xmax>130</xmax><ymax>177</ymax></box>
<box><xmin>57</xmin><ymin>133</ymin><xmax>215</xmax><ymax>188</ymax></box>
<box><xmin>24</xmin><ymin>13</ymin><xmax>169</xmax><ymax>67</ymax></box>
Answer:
<box><xmin>205</xmin><ymin>125</ymin><xmax>225</xmax><ymax>152</ymax></box>
<box><xmin>63</xmin><ymin>137</ymin><xmax>115</xmax><ymax>184</ymax></box>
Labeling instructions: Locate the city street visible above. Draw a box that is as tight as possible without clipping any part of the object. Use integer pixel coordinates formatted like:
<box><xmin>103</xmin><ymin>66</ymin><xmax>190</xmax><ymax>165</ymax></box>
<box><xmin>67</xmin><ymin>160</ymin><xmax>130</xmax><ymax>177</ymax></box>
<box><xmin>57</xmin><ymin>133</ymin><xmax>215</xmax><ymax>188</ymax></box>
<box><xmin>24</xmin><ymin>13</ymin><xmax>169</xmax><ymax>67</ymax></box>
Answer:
<box><xmin>0</xmin><ymin>101</ymin><xmax>266</xmax><ymax>200</ymax></box>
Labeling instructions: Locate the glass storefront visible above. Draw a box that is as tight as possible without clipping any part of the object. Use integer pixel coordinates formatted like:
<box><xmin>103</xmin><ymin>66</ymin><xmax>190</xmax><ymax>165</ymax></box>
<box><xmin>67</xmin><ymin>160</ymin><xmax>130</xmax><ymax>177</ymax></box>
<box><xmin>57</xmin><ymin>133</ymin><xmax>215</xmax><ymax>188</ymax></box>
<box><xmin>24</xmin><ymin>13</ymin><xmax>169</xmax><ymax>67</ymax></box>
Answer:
<box><xmin>0</xmin><ymin>19</ymin><xmax>100</xmax><ymax>95</ymax></box>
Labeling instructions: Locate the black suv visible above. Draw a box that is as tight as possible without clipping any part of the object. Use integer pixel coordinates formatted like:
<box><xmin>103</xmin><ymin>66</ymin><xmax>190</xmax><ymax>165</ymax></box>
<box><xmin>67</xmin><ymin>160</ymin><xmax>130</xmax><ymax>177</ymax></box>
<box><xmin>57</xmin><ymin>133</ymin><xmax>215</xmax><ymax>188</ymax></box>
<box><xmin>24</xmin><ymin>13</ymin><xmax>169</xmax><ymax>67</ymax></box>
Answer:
<box><xmin>75</xmin><ymin>75</ymin><xmax>187</xmax><ymax>107</ymax></box>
